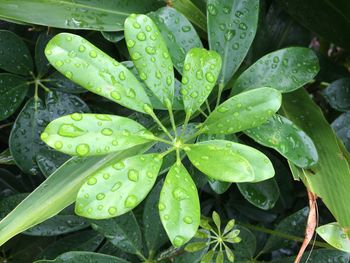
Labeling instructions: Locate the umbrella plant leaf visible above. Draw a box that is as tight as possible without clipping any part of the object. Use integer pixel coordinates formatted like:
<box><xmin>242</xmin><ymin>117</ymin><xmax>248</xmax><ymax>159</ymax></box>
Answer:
<box><xmin>207</xmin><ymin>0</ymin><xmax>259</xmax><ymax>85</ymax></box>
<box><xmin>45</xmin><ymin>33</ymin><xmax>152</xmax><ymax>114</ymax></box>
<box><xmin>322</xmin><ymin>78</ymin><xmax>350</xmax><ymax>112</ymax></box>
<box><xmin>41</xmin><ymin>114</ymin><xmax>155</xmax><ymax>157</ymax></box>
<box><xmin>124</xmin><ymin>14</ymin><xmax>174</xmax><ymax>107</ymax></box>
<box><xmin>245</xmin><ymin>114</ymin><xmax>318</xmax><ymax>168</ymax></box>
<box><xmin>185</xmin><ymin>140</ymin><xmax>255</xmax><ymax>182</ymax></box>
<box><xmin>232</xmin><ymin>47</ymin><xmax>319</xmax><ymax>94</ymax></box>
<box><xmin>203</xmin><ymin>87</ymin><xmax>282</xmax><ymax>134</ymax></box>
<box><xmin>317</xmin><ymin>222</ymin><xmax>350</xmax><ymax>253</ymax></box>
<box><xmin>75</xmin><ymin>153</ymin><xmax>162</xmax><ymax>219</ymax></box>
<box><xmin>159</xmin><ymin>162</ymin><xmax>200</xmax><ymax>247</ymax></box>
<box><xmin>181</xmin><ymin>48</ymin><xmax>222</xmax><ymax>116</ymax></box>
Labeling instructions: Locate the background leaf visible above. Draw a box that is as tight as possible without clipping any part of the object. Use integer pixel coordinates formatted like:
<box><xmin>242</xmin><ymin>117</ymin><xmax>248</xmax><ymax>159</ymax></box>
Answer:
<box><xmin>322</xmin><ymin>78</ymin><xmax>350</xmax><ymax>111</ymax></box>
<box><xmin>332</xmin><ymin>112</ymin><xmax>350</xmax><ymax>151</ymax></box>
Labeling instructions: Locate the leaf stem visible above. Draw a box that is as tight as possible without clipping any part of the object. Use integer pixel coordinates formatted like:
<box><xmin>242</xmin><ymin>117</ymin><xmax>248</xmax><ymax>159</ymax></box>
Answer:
<box><xmin>180</xmin><ymin>112</ymin><xmax>191</xmax><ymax>140</ymax></box>
<box><xmin>160</xmin><ymin>147</ymin><xmax>176</xmax><ymax>158</ymax></box>
<box><xmin>152</xmin><ymin>136</ymin><xmax>173</xmax><ymax>146</ymax></box>
<box><xmin>176</xmin><ymin>148</ymin><xmax>181</xmax><ymax>164</ymax></box>
<box><xmin>216</xmin><ymin>83</ymin><xmax>225</xmax><ymax>108</ymax></box>
<box><xmin>37</xmin><ymin>81</ymin><xmax>51</xmax><ymax>92</ymax></box>
<box><xmin>198</xmin><ymin>108</ymin><xmax>208</xmax><ymax>118</ymax></box>
<box><xmin>183</xmin><ymin>126</ymin><xmax>206</xmax><ymax>143</ymax></box>
<box><xmin>166</xmin><ymin>103</ymin><xmax>178</xmax><ymax>138</ymax></box>
<box><xmin>205</xmin><ymin>99</ymin><xmax>212</xmax><ymax>114</ymax></box>
<box><xmin>149</xmin><ymin>111</ymin><xmax>174</xmax><ymax>141</ymax></box>
<box><xmin>0</xmin><ymin>122</ymin><xmax>14</xmax><ymax>130</ymax></box>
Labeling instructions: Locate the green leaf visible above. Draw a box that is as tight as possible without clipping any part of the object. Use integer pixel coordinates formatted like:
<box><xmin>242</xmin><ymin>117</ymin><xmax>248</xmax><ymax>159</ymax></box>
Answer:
<box><xmin>212</xmin><ymin>211</ymin><xmax>221</xmax><ymax>231</ymax></box>
<box><xmin>232</xmin><ymin>47</ymin><xmax>319</xmax><ymax>94</ymax></box>
<box><xmin>186</xmin><ymin>140</ymin><xmax>256</xmax><ymax>182</ymax></box>
<box><xmin>150</xmin><ymin>7</ymin><xmax>203</xmax><ymax>73</ymax></box>
<box><xmin>185</xmin><ymin>241</ymin><xmax>208</xmax><ymax>252</ymax></box>
<box><xmin>75</xmin><ymin>153</ymin><xmax>162</xmax><ymax>219</ymax></box>
<box><xmin>181</xmin><ymin>48</ymin><xmax>222</xmax><ymax>116</ymax></box>
<box><xmin>270</xmin><ymin>249</ymin><xmax>350</xmax><ymax>263</ymax></box>
<box><xmin>0</xmin><ymin>0</ymin><xmax>163</xmax><ymax>31</ymax></box>
<box><xmin>159</xmin><ymin>162</ymin><xmax>200</xmax><ymax>247</ymax></box>
<box><xmin>34</xmin><ymin>251</ymin><xmax>130</xmax><ymax>263</ymax></box>
<box><xmin>223</xmin><ymin>219</ymin><xmax>235</xmax><ymax>235</ymax></box>
<box><xmin>90</xmin><ymin>212</ymin><xmax>143</xmax><ymax>255</ymax></box>
<box><xmin>124</xmin><ymin>14</ymin><xmax>174</xmax><ymax>107</ymax></box>
<box><xmin>225</xmin><ymin>245</ymin><xmax>234</xmax><ymax>262</ymax></box>
<box><xmin>277</xmin><ymin>0</ymin><xmax>350</xmax><ymax>50</ymax></box>
<box><xmin>216</xmin><ymin>251</ymin><xmax>224</xmax><ymax>263</ymax></box>
<box><xmin>282</xmin><ymin>88</ymin><xmax>350</xmax><ymax>227</ymax></box>
<box><xmin>101</xmin><ymin>31</ymin><xmax>125</xmax><ymax>43</ymax></box>
<box><xmin>0</xmin><ymin>143</ymin><xmax>152</xmax><ymax>247</ymax></box>
<box><xmin>36</xmin><ymin>230</ymin><xmax>104</xmax><ymax>260</ymax></box>
<box><xmin>143</xmin><ymin>180</ymin><xmax>168</xmax><ymax>253</ymax></box>
<box><xmin>36</xmin><ymin>148</ymin><xmax>70</xmax><ymax>177</ymax></box>
<box><xmin>0</xmin><ymin>73</ymin><xmax>29</xmax><ymax>121</ymax></box>
<box><xmin>245</xmin><ymin>114</ymin><xmax>318</xmax><ymax>168</ymax></box>
<box><xmin>262</xmin><ymin>207</ymin><xmax>309</xmax><ymax>253</ymax></box>
<box><xmin>35</xmin><ymin>33</ymin><xmax>52</xmax><ymax>77</ymax></box>
<box><xmin>317</xmin><ymin>222</ymin><xmax>350</xmax><ymax>253</ymax></box>
<box><xmin>208</xmin><ymin>179</ymin><xmax>231</xmax><ymax>194</ymax></box>
<box><xmin>24</xmin><ymin>214</ymin><xmax>88</xmax><ymax>236</ymax></box>
<box><xmin>322</xmin><ymin>78</ymin><xmax>350</xmax><ymax>111</ymax></box>
<box><xmin>232</xmin><ymin>225</ymin><xmax>255</xmax><ymax>261</ymax></box>
<box><xmin>47</xmin><ymin>71</ymin><xmax>87</xmax><ymax>94</ymax></box>
<box><xmin>207</xmin><ymin>0</ymin><xmax>259</xmax><ymax>85</ymax></box>
<box><xmin>0</xmin><ymin>30</ymin><xmax>33</xmax><ymax>75</ymax></box>
<box><xmin>237</xmin><ymin>178</ymin><xmax>280</xmax><ymax>210</ymax></box>
<box><xmin>45</xmin><ymin>33</ymin><xmax>152</xmax><ymax>114</ymax></box>
<box><xmin>203</xmin><ymin>87</ymin><xmax>282</xmax><ymax>134</ymax></box>
<box><xmin>41</xmin><ymin>114</ymin><xmax>154</xmax><ymax>157</ymax></box>
<box><xmin>201</xmin><ymin>250</ymin><xmax>215</xmax><ymax>263</ymax></box>
<box><xmin>332</xmin><ymin>112</ymin><xmax>350</xmax><ymax>151</ymax></box>
<box><xmin>0</xmin><ymin>193</ymin><xmax>28</xmax><ymax>219</ymax></box>
<box><xmin>10</xmin><ymin>92</ymin><xmax>89</xmax><ymax>175</ymax></box>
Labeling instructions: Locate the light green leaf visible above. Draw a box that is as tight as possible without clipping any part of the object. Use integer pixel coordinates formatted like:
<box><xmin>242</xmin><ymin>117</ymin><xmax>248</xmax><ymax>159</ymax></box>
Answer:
<box><xmin>41</xmin><ymin>114</ymin><xmax>155</xmax><ymax>156</ymax></box>
<box><xmin>124</xmin><ymin>14</ymin><xmax>174</xmax><ymax>107</ymax></box>
<box><xmin>203</xmin><ymin>88</ymin><xmax>282</xmax><ymax>134</ymax></box>
<box><xmin>159</xmin><ymin>163</ymin><xmax>200</xmax><ymax>247</ymax></box>
<box><xmin>181</xmin><ymin>48</ymin><xmax>222</xmax><ymax>116</ymax></box>
<box><xmin>237</xmin><ymin>178</ymin><xmax>280</xmax><ymax>210</ymax></box>
<box><xmin>45</xmin><ymin>33</ymin><xmax>152</xmax><ymax>114</ymax></box>
<box><xmin>34</xmin><ymin>251</ymin><xmax>130</xmax><ymax>263</ymax></box>
<box><xmin>185</xmin><ymin>140</ymin><xmax>255</xmax><ymax>182</ymax></box>
<box><xmin>185</xmin><ymin>242</ymin><xmax>208</xmax><ymax>252</ymax></box>
<box><xmin>75</xmin><ymin>153</ymin><xmax>162</xmax><ymax>219</ymax></box>
<box><xmin>90</xmin><ymin>212</ymin><xmax>143</xmax><ymax>255</ymax></box>
<box><xmin>201</xmin><ymin>250</ymin><xmax>215</xmax><ymax>263</ymax></box>
<box><xmin>0</xmin><ymin>30</ymin><xmax>33</xmax><ymax>75</ymax></box>
<box><xmin>225</xmin><ymin>245</ymin><xmax>234</xmax><ymax>262</ymax></box>
<box><xmin>212</xmin><ymin>211</ymin><xmax>221</xmax><ymax>230</ymax></box>
<box><xmin>0</xmin><ymin>73</ymin><xmax>29</xmax><ymax>121</ymax></box>
<box><xmin>0</xmin><ymin>0</ymin><xmax>163</xmax><ymax>31</ymax></box>
<box><xmin>216</xmin><ymin>251</ymin><xmax>224</xmax><ymax>263</ymax></box>
<box><xmin>317</xmin><ymin>222</ymin><xmax>350</xmax><ymax>253</ymax></box>
<box><xmin>150</xmin><ymin>7</ymin><xmax>203</xmax><ymax>73</ymax></box>
<box><xmin>232</xmin><ymin>47</ymin><xmax>319</xmax><ymax>94</ymax></box>
<box><xmin>245</xmin><ymin>114</ymin><xmax>318</xmax><ymax>168</ymax></box>
<box><xmin>47</xmin><ymin>71</ymin><xmax>87</xmax><ymax>94</ymax></box>
<box><xmin>207</xmin><ymin>0</ymin><xmax>259</xmax><ymax>85</ymax></box>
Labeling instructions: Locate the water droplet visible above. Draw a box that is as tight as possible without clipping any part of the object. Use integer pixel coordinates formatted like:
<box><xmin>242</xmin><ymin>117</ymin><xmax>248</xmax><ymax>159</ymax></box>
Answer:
<box><xmin>54</xmin><ymin>141</ymin><xmax>63</xmax><ymax>149</ymax></box>
<box><xmin>128</xmin><ymin>169</ymin><xmax>139</xmax><ymax>182</ymax></box>
<box><xmin>111</xmin><ymin>91</ymin><xmax>121</xmax><ymax>100</ymax></box>
<box><xmin>143</xmin><ymin>104</ymin><xmax>153</xmax><ymax>114</ymax></box>
<box><xmin>239</xmin><ymin>22</ymin><xmax>247</xmax><ymax>30</ymax></box>
<box><xmin>133</xmin><ymin>22</ymin><xmax>141</xmax><ymax>29</ymax></box>
<box><xmin>113</xmin><ymin>161</ymin><xmax>125</xmax><ymax>170</ymax></box>
<box><xmin>139</xmin><ymin>72</ymin><xmax>147</xmax><ymax>81</ymax></box>
<box><xmin>97</xmin><ymin>205</ymin><xmax>103</xmax><ymax>210</ymax></box>
<box><xmin>166</xmin><ymin>76</ymin><xmax>172</xmax><ymax>85</ymax></box>
<box><xmin>205</xmin><ymin>72</ymin><xmax>215</xmax><ymax>83</ymax></box>
<box><xmin>145</xmin><ymin>25</ymin><xmax>152</xmax><ymax>32</ymax></box>
<box><xmin>41</xmin><ymin>132</ymin><xmax>49</xmax><ymax>140</ymax></box>
<box><xmin>137</xmin><ymin>32</ymin><xmax>146</xmax><ymax>41</ymax></box>
<box><xmin>145</xmin><ymin>46</ymin><xmax>156</xmax><ymax>54</ymax></box>
<box><xmin>55</xmin><ymin>60</ymin><xmax>64</xmax><ymax>67</ymax></box>
<box><xmin>96</xmin><ymin>193</ymin><xmax>105</xmax><ymax>200</ymax></box>
<box><xmin>131</xmin><ymin>52</ymin><xmax>141</xmax><ymax>60</ymax></box>
<box><xmin>87</xmin><ymin>177</ymin><xmax>97</xmax><ymax>185</ymax></box>
<box><xmin>58</xmin><ymin>124</ymin><xmax>85</xmax><ymax>137</ymax></box>
<box><xmin>119</xmin><ymin>71</ymin><xmax>125</xmax><ymax>80</ymax></box>
<box><xmin>89</xmin><ymin>50</ymin><xmax>97</xmax><ymax>58</ymax></box>
<box><xmin>71</xmin><ymin>113</ymin><xmax>83</xmax><ymax>121</ymax></box>
<box><xmin>158</xmin><ymin>202</ymin><xmax>166</xmax><ymax>211</ymax></box>
<box><xmin>200</xmin><ymin>155</ymin><xmax>209</xmax><ymax>160</ymax></box>
<box><xmin>127</xmin><ymin>88</ymin><xmax>136</xmax><ymax>98</ymax></box>
<box><xmin>101</xmin><ymin>128</ymin><xmax>113</xmax><ymax>136</ymax></box>
<box><xmin>182</xmin><ymin>25</ymin><xmax>191</xmax><ymax>32</ymax></box>
<box><xmin>184</xmin><ymin>63</ymin><xmax>190</xmax><ymax>71</ymax></box>
<box><xmin>173</xmin><ymin>236</ymin><xmax>185</xmax><ymax>247</ymax></box>
<box><xmin>45</xmin><ymin>49</ymin><xmax>52</xmax><ymax>56</ymax></box>
<box><xmin>218</xmin><ymin>106</ymin><xmax>228</xmax><ymax>113</ymax></box>
<box><xmin>163</xmin><ymin>52</ymin><xmax>169</xmax><ymax>59</ymax></box>
<box><xmin>190</xmin><ymin>91</ymin><xmax>198</xmax><ymax>98</ymax></box>
<box><xmin>78</xmin><ymin>45</ymin><xmax>85</xmax><ymax>52</ymax></box>
<box><xmin>126</xmin><ymin>39</ymin><xmax>135</xmax><ymax>48</ymax></box>
<box><xmin>125</xmin><ymin>195</ymin><xmax>138</xmax><ymax>208</ymax></box>
<box><xmin>183</xmin><ymin>216</ymin><xmax>193</xmax><ymax>224</ymax></box>
<box><xmin>182</xmin><ymin>76</ymin><xmax>189</xmax><ymax>84</ymax></box>
<box><xmin>173</xmin><ymin>187</ymin><xmax>190</xmax><ymax>200</ymax></box>
<box><xmin>108</xmin><ymin>207</ymin><xmax>117</xmax><ymax>215</ymax></box>
<box><xmin>146</xmin><ymin>171</ymin><xmax>154</xmax><ymax>178</ymax></box>
<box><xmin>208</xmin><ymin>4</ymin><xmax>218</xmax><ymax>15</ymax></box>
<box><xmin>224</xmin><ymin>30</ymin><xmax>236</xmax><ymax>41</ymax></box>
<box><xmin>103</xmin><ymin>173</ymin><xmax>110</xmax><ymax>180</ymax></box>
<box><xmin>111</xmin><ymin>182</ymin><xmax>122</xmax><ymax>191</ymax></box>
<box><xmin>232</xmin><ymin>43</ymin><xmax>239</xmax><ymax>50</ymax></box>
<box><xmin>76</xmin><ymin>143</ymin><xmax>90</xmax><ymax>156</ymax></box>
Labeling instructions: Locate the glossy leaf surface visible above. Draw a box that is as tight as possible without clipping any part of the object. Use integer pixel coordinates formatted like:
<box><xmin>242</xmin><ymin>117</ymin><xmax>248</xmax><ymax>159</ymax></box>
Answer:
<box><xmin>159</xmin><ymin>163</ymin><xmax>200</xmax><ymax>247</ymax></box>
<box><xmin>203</xmin><ymin>87</ymin><xmax>282</xmax><ymax>134</ymax></box>
<box><xmin>41</xmin><ymin>114</ymin><xmax>154</xmax><ymax>156</ymax></box>
<box><xmin>245</xmin><ymin>114</ymin><xmax>318</xmax><ymax>168</ymax></box>
<box><xmin>181</xmin><ymin>48</ymin><xmax>221</xmax><ymax>115</ymax></box>
<box><xmin>237</xmin><ymin>179</ymin><xmax>280</xmax><ymax>210</ymax></box>
<box><xmin>35</xmin><ymin>33</ymin><xmax>52</xmax><ymax>77</ymax></box>
<box><xmin>317</xmin><ymin>222</ymin><xmax>350</xmax><ymax>253</ymax></box>
<box><xmin>322</xmin><ymin>78</ymin><xmax>350</xmax><ymax>111</ymax></box>
<box><xmin>34</xmin><ymin>251</ymin><xmax>129</xmax><ymax>263</ymax></box>
<box><xmin>186</xmin><ymin>140</ymin><xmax>255</xmax><ymax>182</ymax></box>
<box><xmin>332</xmin><ymin>112</ymin><xmax>350</xmax><ymax>151</ymax></box>
<box><xmin>207</xmin><ymin>0</ymin><xmax>259</xmax><ymax>85</ymax></box>
<box><xmin>124</xmin><ymin>14</ymin><xmax>174</xmax><ymax>106</ymax></box>
<box><xmin>0</xmin><ymin>0</ymin><xmax>163</xmax><ymax>31</ymax></box>
<box><xmin>0</xmin><ymin>30</ymin><xmax>33</xmax><ymax>75</ymax></box>
<box><xmin>232</xmin><ymin>47</ymin><xmax>319</xmax><ymax>94</ymax></box>
<box><xmin>150</xmin><ymin>7</ymin><xmax>203</xmax><ymax>73</ymax></box>
<box><xmin>45</xmin><ymin>33</ymin><xmax>152</xmax><ymax>114</ymax></box>
<box><xmin>0</xmin><ymin>73</ymin><xmax>29</xmax><ymax>121</ymax></box>
<box><xmin>75</xmin><ymin>154</ymin><xmax>162</xmax><ymax>219</ymax></box>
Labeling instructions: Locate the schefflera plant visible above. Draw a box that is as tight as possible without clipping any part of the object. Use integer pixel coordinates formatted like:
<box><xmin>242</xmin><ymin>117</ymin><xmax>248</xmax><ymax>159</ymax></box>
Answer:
<box><xmin>41</xmin><ymin>14</ymin><xmax>282</xmax><ymax>247</ymax></box>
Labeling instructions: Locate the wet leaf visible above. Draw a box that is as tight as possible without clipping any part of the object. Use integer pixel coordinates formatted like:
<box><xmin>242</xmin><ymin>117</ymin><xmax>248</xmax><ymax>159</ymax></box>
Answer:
<box><xmin>0</xmin><ymin>73</ymin><xmax>29</xmax><ymax>121</ymax></box>
<box><xmin>185</xmin><ymin>140</ymin><xmax>255</xmax><ymax>182</ymax></box>
<box><xmin>90</xmin><ymin>212</ymin><xmax>143</xmax><ymax>255</ymax></box>
<box><xmin>332</xmin><ymin>112</ymin><xmax>350</xmax><ymax>151</ymax></box>
<box><xmin>41</xmin><ymin>114</ymin><xmax>154</xmax><ymax>157</ymax></box>
<box><xmin>45</xmin><ymin>33</ymin><xmax>152</xmax><ymax>114</ymax></box>
<box><xmin>181</xmin><ymin>48</ymin><xmax>221</xmax><ymax>116</ymax></box>
<box><xmin>208</xmin><ymin>179</ymin><xmax>231</xmax><ymax>194</ymax></box>
<box><xmin>207</xmin><ymin>0</ymin><xmax>259</xmax><ymax>85</ymax></box>
<box><xmin>0</xmin><ymin>30</ymin><xmax>33</xmax><ymax>75</ymax></box>
<box><xmin>101</xmin><ymin>31</ymin><xmax>124</xmax><ymax>43</ymax></box>
<box><xmin>270</xmin><ymin>249</ymin><xmax>350</xmax><ymax>263</ymax></box>
<box><xmin>232</xmin><ymin>47</ymin><xmax>319</xmax><ymax>94</ymax></box>
<box><xmin>36</xmin><ymin>148</ymin><xmax>70</xmax><ymax>177</ymax></box>
<box><xmin>159</xmin><ymin>163</ymin><xmax>200</xmax><ymax>247</ymax></box>
<box><xmin>322</xmin><ymin>78</ymin><xmax>350</xmax><ymax>111</ymax></box>
<box><xmin>245</xmin><ymin>114</ymin><xmax>318</xmax><ymax>168</ymax></box>
<box><xmin>125</xmin><ymin>14</ymin><xmax>174</xmax><ymax>107</ymax></box>
<box><xmin>203</xmin><ymin>87</ymin><xmax>282</xmax><ymax>134</ymax></box>
<box><xmin>35</xmin><ymin>33</ymin><xmax>52</xmax><ymax>77</ymax></box>
<box><xmin>237</xmin><ymin>178</ymin><xmax>280</xmax><ymax>210</ymax></box>
<box><xmin>317</xmin><ymin>222</ymin><xmax>350</xmax><ymax>253</ymax></box>
<box><xmin>75</xmin><ymin>154</ymin><xmax>162</xmax><ymax>219</ymax></box>
<box><xmin>47</xmin><ymin>71</ymin><xmax>87</xmax><ymax>94</ymax></box>
<box><xmin>150</xmin><ymin>6</ymin><xmax>203</xmax><ymax>73</ymax></box>
<box><xmin>0</xmin><ymin>0</ymin><xmax>163</xmax><ymax>31</ymax></box>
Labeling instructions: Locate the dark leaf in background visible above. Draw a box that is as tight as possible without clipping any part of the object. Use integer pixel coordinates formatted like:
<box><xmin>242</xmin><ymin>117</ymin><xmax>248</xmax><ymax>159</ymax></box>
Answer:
<box><xmin>323</xmin><ymin>78</ymin><xmax>350</xmax><ymax>112</ymax></box>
